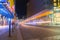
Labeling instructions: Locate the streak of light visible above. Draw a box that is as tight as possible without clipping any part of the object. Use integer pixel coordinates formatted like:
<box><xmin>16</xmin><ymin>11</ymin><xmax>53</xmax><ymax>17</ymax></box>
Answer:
<box><xmin>20</xmin><ymin>9</ymin><xmax>51</xmax><ymax>24</ymax></box>
<box><xmin>25</xmin><ymin>21</ymin><xmax>51</xmax><ymax>25</ymax></box>
<box><xmin>0</xmin><ymin>25</ymin><xmax>9</xmax><ymax>29</ymax></box>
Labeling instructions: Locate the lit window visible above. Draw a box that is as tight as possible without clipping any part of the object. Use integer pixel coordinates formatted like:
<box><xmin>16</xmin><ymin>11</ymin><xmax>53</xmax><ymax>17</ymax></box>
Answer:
<box><xmin>54</xmin><ymin>0</ymin><xmax>56</xmax><ymax>2</ymax></box>
<box><xmin>54</xmin><ymin>3</ymin><xmax>57</xmax><ymax>7</ymax></box>
<box><xmin>58</xmin><ymin>0</ymin><xmax>60</xmax><ymax>7</ymax></box>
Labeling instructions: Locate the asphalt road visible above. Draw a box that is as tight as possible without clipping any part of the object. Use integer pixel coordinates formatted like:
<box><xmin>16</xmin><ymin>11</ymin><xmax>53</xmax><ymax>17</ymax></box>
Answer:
<box><xmin>19</xmin><ymin>24</ymin><xmax>60</xmax><ymax>40</ymax></box>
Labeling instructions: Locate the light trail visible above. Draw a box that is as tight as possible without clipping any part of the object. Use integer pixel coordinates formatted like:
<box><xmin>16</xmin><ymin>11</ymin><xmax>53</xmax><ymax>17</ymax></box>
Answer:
<box><xmin>0</xmin><ymin>25</ymin><xmax>9</xmax><ymax>29</ymax></box>
<box><xmin>20</xmin><ymin>9</ymin><xmax>51</xmax><ymax>24</ymax></box>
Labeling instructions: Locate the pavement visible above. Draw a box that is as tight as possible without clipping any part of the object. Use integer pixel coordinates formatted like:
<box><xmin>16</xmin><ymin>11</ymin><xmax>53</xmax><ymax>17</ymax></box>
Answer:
<box><xmin>0</xmin><ymin>25</ymin><xmax>17</xmax><ymax>40</ymax></box>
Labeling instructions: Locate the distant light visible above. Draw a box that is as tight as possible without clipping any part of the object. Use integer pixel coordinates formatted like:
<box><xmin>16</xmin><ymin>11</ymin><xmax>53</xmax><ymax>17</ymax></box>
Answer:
<box><xmin>0</xmin><ymin>25</ymin><xmax>9</xmax><ymax>29</ymax></box>
<box><xmin>8</xmin><ymin>18</ymin><xmax>11</xmax><ymax>21</ymax></box>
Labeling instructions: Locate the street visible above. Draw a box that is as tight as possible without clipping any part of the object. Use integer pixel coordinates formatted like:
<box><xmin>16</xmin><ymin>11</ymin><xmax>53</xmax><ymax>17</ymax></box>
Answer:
<box><xmin>0</xmin><ymin>23</ymin><xmax>60</xmax><ymax>40</ymax></box>
<box><xmin>19</xmin><ymin>24</ymin><xmax>60</xmax><ymax>40</ymax></box>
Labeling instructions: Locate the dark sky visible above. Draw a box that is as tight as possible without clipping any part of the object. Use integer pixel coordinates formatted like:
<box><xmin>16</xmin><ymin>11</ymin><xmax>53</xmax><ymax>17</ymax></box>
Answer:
<box><xmin>15</xmin><ymin>0</ymin><xmax>28</xmax><ymax>19</ymax></box>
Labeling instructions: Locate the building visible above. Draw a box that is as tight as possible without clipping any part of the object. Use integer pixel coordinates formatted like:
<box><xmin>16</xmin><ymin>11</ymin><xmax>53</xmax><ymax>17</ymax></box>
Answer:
<box><xmin>27</xmin><ymin>0</ymin><xmax>53</xmax><ymax>17</ymax></box>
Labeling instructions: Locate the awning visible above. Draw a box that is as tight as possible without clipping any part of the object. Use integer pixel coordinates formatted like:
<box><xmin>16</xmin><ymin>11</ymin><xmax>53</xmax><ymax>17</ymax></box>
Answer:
<box><xmin>0</xmin><ymin>3</ymin><xmax>14</xmax><ymax>18</ymax></box>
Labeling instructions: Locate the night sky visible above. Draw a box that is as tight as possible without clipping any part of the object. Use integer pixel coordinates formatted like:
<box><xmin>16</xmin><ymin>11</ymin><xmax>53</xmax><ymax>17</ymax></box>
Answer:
<box><xmin>15</xmin><ymin>0</ymin><xmax>28</xmax><ymax>19</ymax></box>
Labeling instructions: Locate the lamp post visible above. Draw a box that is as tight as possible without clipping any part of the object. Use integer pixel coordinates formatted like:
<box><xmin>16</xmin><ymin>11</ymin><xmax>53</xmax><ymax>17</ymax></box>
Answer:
<box><xmin>8</xmin><ymin>18</ymin><xmax>11</xmax><ymax>37</ymax></box>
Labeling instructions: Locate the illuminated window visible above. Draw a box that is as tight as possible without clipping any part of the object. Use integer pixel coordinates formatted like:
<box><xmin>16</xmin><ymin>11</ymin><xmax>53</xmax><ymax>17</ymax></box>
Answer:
<box><xmin>58</xmin><ymin>0</ymin><xmax>60</xmax><ymax>7</ymax></box>
<box><xmin>54</xmin><ymin>3</ymin><xmax>57</xmax><ymax>7</ymax></box>
<box><xmin>50</xmin><ymin>0</ymin><xmax>60</xmax><ymax>25</ymax></box>
<box><xmin>54</xmin><ymin>0</ymin><xmax>56</xmax><ymax>2</ymax></box>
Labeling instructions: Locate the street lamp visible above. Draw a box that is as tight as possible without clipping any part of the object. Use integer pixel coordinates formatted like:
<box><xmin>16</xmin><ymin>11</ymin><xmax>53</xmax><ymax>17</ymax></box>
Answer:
<box><xmin>8</xmin><ymin>18</ymin><xmax>11</xmax><ymax>37</ymax></box>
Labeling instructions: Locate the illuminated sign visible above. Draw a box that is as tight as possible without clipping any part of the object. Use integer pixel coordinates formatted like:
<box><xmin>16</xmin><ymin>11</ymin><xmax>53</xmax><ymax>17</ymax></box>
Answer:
<box><xmin>5</xmin><ymin>0</ymin><xmax>15</xmax><ymax>14</ymax></box>
<box><xmin>0</xmin><ymin>0</ymin><xmax>7</xmax><ymax>3</ymax></box>
<box><xmin>8</xmin><ymin>0</ymin><xmax>14</xmax><ymax>7</ymax></box>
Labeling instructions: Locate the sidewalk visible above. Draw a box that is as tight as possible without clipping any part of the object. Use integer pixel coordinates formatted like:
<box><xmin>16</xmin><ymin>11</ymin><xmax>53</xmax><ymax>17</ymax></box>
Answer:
<box><xmin>0</xmin><ymin>25</ymin><xmax>17</xmax><ymax>40</ymax></box>
<box><xmin>0</xmin><ymin>23</ymin><xmax>24</xmax><ymax>40</ymax></box>
<box><xmin>15</xmin><ymin>24</ymin><xmax>23</xmax><ymax>40</ymax></box>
